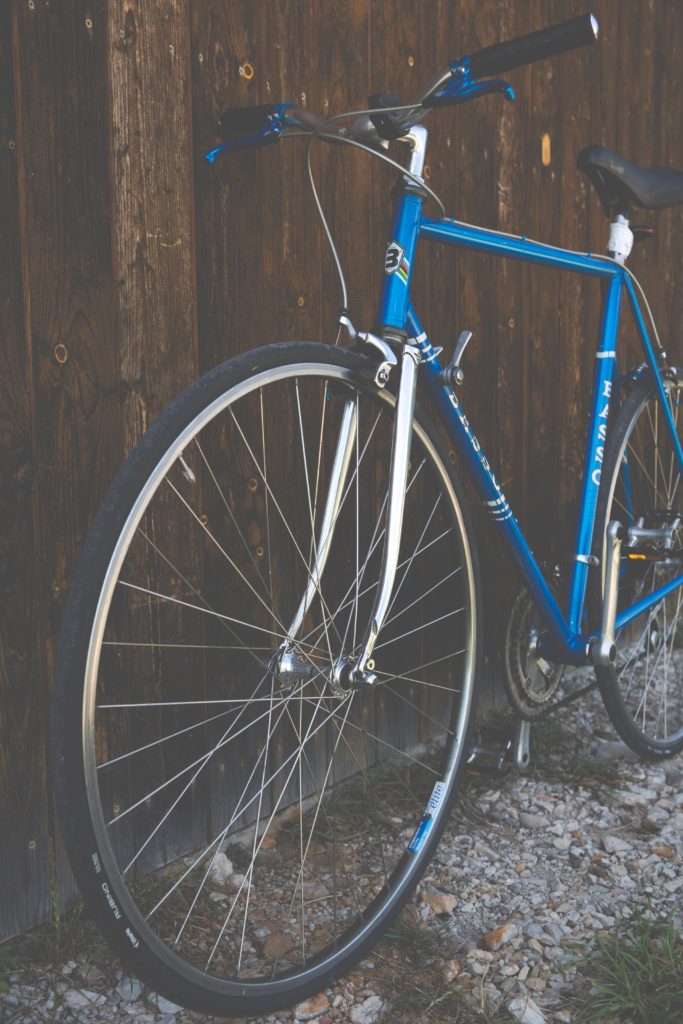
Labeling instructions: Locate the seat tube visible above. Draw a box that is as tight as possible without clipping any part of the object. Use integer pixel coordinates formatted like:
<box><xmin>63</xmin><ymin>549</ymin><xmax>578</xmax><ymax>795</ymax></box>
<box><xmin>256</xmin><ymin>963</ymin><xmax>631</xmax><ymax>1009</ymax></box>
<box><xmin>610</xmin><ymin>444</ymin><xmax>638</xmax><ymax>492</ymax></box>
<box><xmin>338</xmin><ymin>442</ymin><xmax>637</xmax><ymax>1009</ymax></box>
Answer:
<box><xmin>568</xmin><ymin>272</ymin><xmax>623</xmax><ymax>632</ymax></box>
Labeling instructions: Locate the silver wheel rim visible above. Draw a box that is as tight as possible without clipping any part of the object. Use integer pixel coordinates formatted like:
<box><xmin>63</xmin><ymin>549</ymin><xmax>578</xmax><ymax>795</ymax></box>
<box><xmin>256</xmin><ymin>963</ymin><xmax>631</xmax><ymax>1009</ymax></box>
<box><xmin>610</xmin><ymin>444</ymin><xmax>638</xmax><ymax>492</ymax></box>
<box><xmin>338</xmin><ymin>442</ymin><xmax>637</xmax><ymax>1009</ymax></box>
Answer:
<box><xmin>603</xmin><ymin>381</ymin><xmax>683</xmax><ymax>747</ymax></box>
<box><xmin>81</xmin><ymin>359</ymin><xmax>477</xmax><ymax>994</ymax></box>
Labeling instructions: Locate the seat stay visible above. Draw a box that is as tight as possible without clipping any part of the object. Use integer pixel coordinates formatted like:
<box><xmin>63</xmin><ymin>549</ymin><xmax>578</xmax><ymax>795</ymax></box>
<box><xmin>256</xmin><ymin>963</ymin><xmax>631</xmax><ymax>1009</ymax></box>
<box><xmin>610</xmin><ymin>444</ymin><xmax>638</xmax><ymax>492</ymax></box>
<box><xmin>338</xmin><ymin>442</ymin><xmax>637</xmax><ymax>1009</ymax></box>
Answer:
<box><xmin>625</xmin><ymin>274</ymin><xmax>683</xmax><ymax>478</ymax></box>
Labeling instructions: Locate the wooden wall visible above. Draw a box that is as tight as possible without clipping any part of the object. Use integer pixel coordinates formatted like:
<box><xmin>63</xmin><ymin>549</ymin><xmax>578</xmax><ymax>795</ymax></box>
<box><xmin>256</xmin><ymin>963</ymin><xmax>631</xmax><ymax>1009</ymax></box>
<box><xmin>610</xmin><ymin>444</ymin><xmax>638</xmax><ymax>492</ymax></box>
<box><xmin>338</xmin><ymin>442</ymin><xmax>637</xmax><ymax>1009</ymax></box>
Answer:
<box><xmin>2</xmin><ymin>0</ymin><xmax>682</xmax><ymax>938</ymax></box>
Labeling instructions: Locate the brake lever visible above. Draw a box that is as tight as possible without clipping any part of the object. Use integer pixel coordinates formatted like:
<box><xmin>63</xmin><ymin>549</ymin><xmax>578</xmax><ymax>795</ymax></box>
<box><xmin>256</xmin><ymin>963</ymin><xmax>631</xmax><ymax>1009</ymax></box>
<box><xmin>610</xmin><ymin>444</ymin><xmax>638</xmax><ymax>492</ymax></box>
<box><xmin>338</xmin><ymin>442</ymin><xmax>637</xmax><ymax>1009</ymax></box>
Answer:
<box><xmin>204</xmin><ymin>102</ymin><xmax>294</xmax><ymax>163</ymax></box>
<box><xmin>423</xmin><ymin>58</ymin><xmax>516</xmax><ymax>108</ymax></box>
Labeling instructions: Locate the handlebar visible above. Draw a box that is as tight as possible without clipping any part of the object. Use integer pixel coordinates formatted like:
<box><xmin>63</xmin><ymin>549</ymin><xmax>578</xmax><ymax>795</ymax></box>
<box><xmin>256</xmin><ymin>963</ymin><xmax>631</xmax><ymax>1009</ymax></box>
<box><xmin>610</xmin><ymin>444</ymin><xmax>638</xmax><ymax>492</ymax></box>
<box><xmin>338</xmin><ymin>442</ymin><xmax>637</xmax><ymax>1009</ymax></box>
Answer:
<box><xmin>206</xmin><ymin>13</ymin><xmax>599</xmax><ymax>161</ymax></box>
<box><xmin>468</xmin><ymin>13</ymin><xmax>599</xmax><ymax>79</ymax></box>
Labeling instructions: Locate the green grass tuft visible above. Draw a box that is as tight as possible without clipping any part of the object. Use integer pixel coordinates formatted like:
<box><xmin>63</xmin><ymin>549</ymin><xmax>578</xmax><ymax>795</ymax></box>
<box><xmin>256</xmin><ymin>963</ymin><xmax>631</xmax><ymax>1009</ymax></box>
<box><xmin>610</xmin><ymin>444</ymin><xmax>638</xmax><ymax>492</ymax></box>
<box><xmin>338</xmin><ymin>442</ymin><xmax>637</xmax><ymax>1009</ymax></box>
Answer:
<box><xmin>573</xmin><ymin>911</ymin><xmax>683</xmax><ymax>1023</ymax></box>
<box><xmin>0</xmin><ymin>945</ymin><xmax>14</xmax><ymax>994</ymax></box>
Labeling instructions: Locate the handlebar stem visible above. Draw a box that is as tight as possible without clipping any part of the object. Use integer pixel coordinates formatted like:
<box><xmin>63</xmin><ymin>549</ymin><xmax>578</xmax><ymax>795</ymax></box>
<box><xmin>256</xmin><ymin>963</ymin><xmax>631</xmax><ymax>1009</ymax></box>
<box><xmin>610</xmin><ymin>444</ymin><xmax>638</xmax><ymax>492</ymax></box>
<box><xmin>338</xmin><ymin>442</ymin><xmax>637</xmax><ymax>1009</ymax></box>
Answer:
<box><xmin>405</xmin><ymin>125</ymin><xmax>429</xmax><ymax>180</ymax></box>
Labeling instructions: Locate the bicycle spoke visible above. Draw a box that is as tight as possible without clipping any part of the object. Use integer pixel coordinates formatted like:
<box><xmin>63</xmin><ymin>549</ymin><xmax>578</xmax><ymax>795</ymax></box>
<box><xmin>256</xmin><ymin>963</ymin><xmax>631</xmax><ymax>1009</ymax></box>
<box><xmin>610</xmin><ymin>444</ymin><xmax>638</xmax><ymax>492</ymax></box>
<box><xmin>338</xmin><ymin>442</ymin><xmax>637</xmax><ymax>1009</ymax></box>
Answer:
<box><xmin>136</xmin><ymin>529</ymin><xmax>274</xmax><ymax>673</ymax></box>
<box><xmin>166</xmin><ymin>478</ymin><xmax>293</xmax><ymax>645</ymax></box>
<box><xmin>374</xmin><ymin>647</ymin><xmax>464</xmax><ymax>688</ymax></box>
<box><xmin>378</xmin><ymin>680</ymin><xmax>455</xmax><ymax>736</ymax></box>
<box><xmin>97</xmin><ymin>704</ymin><xmax>242</xmax><ymax>769</ymax></box>
<box><xmin>149</xmin><ymin>678</ymin><xmax>299</xmax><ymax>925</ymax></box>
<box><xmin>117</xmin><ymin>580</ymin><xmax>321</xmax><ymax>655</ymax></box>
<box><xmin>382</xmin><ymin>566</ymin><xmax>462</xmax><ymax>631</ymax></box>
<box><xmin>193</xmin><ymin>437</ymin><xmax>282</xmax><ymax>622</ymax></box>
<box><xmin>374</xmin><ymin>606</ymin><xmax>464</xmax><ymax>650</ymax></box>
<box><xmin>228</xmin><ymin>406</ymin><xmax>344</xmax><ymax>643</ymax></box>
<box><xmin>206</xmin><ymin>692</ymin><xmax>352</xmax><ymax>968</ymax></box>
<box><xmin>295</xmin><ymin>379</ymin><xmax>335</xmax><ymax>664</ymax></box>
<box><xmin>301</xmin><ymin>701</ymin><xmax>441</xmax><ymax>776</ymax></box>
<box><xmin>76</xmin><ymin>357</ymin><xmax>477</xmax><ymax>994</ymax></box>
<box><xmin>116</xmin><ymin>668</ymin><xmax>276</xmax><ymax>849</ymax></box>
<box><xmin>271</xmin><ymin>696</ymin><xmax>356</xmax><ymax>977</ymax></box>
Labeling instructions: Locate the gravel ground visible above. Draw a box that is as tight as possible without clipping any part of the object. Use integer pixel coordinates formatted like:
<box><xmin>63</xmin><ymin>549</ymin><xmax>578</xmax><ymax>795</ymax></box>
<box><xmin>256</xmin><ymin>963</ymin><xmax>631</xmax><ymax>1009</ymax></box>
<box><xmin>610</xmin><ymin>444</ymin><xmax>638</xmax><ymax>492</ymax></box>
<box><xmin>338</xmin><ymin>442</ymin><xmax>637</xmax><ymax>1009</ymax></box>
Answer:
<box><xmin>2</xmin><ymin>675</ymin><xmax>682</xmax><ymax>1024</ymax></box>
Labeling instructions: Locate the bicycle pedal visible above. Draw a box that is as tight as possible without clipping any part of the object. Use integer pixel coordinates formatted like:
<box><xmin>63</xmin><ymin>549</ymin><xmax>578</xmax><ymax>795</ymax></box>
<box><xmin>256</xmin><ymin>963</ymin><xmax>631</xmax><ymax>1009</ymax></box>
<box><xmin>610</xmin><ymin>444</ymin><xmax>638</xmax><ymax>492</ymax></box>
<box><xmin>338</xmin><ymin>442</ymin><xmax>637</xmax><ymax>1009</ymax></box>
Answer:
<box><xmin>466</xmin><ymin>734</ymin><xmax>512</xmax><ymax>776</ymax></box>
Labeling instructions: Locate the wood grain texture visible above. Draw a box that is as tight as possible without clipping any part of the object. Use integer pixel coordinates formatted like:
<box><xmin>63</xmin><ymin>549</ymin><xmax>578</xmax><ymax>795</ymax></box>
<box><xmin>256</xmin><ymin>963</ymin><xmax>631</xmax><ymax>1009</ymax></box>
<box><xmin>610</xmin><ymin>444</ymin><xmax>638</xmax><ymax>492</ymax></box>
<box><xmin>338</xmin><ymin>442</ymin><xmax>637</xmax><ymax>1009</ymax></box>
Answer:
<box><xmin>107</xmin><ymin>0</ymin><xmax>206</xmax><ymax>872</ymax></box>
<box><xmin>0</xmin><ymin>0</ymin><xmax>51</xmax><ymax>937</ymax></box>
<box><xmin>12</xmin><ymin>0</ymin><xmax>124</xmax><ymax>919</ymax></box>
<box><xmin>3</xmin><ymin>0</ymin><xmax>683</xmax><ymax>936</ymax></box>
<box><xmin>108</xmin><ymin>0</ymin><xmax>197</xmax><ymax>437</ymax></box>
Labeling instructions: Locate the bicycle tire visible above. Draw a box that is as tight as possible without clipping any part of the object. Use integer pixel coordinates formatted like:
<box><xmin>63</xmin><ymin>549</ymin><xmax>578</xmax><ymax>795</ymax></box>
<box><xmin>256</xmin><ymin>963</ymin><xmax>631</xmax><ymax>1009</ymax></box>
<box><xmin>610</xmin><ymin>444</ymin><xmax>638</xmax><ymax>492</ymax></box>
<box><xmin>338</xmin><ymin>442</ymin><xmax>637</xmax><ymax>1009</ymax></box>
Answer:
<box><xmin>52</xmin><ymin>341</ymin><xmax>481</xmax><ymax>1017</ymax></box>
<box><xmin>593</xmin><ymin>373</ymin><xmax>683</xmax><ymax>758</ymax></box>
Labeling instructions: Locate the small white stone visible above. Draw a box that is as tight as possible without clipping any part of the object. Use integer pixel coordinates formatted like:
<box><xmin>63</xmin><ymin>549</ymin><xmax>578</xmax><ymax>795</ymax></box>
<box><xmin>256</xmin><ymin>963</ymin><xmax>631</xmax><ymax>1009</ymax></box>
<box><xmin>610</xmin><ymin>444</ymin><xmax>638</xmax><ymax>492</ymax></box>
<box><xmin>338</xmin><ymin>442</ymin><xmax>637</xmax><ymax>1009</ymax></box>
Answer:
<box><xmin>64</xmin><ymin>989</ymin><xmax>107</xmax><ymax>1010</ymax></box>
<box><xmin>116</xmin><ymin>976</ymin><xmax>143</xmax><ymax>1002</ymax></box>
<box><xmin>602</xmin><ymin>835</ymin><xmax>630</xmax><ymax>855</ymax></box>
<box><xmin>508</xmin><ymin>993</ymin><xmax>546</xmax><ymax>1024</ymax></box>
<box><xmin>228</xmin><ymin>871</ymin><xmax>246</xmax><ymax>892</ymax></box>
<box><xmin>208</xmin><ymin>851</ymin><xmax>234</xmax><ymax>887</ymax></box>
<box><xmin>150</xmin><ymin>993</ymin><xmax>184</xmax><ymax>1015</ymax></box>
<box><xmin>519</xmin><ymin>812</ymin><xmax>551</xmax><ymax>830</ymax></box>
<box><xmin>350</xmin><ymin>995</ymin><xmax>386</xmax><ymax>1024</ymax></box>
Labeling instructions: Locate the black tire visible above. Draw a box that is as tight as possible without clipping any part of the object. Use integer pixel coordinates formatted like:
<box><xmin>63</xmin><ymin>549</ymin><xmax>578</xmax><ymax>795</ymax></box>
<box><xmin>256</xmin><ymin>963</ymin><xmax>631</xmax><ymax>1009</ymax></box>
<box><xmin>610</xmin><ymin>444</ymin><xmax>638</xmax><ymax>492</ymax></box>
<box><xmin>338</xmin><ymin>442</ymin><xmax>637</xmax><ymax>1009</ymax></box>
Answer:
<box><xmin>593</xmin><ymin>373</ymin><xmax>683</xmax><ymax>758</ymax></box>
<box><xmin>52</xmin><ymin>342</ymin><xmax>481</xmax><ymax>1017</ymax></box>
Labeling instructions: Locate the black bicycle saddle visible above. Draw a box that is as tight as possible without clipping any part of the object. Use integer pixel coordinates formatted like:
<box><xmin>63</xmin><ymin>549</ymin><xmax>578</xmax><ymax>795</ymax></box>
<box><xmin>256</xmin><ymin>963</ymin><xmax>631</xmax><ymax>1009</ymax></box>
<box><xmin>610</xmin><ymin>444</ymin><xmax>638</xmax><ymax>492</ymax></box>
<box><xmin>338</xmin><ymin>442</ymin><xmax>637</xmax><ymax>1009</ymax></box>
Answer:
<box><xmin>578</xmin><ymin>144</ymin><xmax>683</xmax><ymax>218</ymax></box>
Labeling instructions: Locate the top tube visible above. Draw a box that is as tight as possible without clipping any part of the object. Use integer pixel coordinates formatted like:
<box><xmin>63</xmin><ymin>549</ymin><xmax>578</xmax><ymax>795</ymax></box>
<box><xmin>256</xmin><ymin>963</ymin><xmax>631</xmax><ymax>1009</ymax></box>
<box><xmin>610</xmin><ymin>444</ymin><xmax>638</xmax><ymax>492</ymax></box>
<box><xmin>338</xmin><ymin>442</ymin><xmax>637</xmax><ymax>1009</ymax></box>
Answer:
<box><xmin>420</xmin><ymin>218</ymin><xmax>620</xmax><ymax>280</ymax></box>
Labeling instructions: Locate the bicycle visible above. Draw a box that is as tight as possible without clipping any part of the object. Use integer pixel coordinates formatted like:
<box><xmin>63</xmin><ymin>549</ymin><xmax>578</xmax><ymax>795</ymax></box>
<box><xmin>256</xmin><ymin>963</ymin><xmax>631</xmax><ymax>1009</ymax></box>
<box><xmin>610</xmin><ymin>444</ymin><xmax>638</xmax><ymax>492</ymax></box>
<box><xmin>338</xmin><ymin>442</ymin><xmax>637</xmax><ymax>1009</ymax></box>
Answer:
<box><xmin>52</xmin><ymin>12</ymin><xmax>683</xmax><ymax>1017</ymax></box>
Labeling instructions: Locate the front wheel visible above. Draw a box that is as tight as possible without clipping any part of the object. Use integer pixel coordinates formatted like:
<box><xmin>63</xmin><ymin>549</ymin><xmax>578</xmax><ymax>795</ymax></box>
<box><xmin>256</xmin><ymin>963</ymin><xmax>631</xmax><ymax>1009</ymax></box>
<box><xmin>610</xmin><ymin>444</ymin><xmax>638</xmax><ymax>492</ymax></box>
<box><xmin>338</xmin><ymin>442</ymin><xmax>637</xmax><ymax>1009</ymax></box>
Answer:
<box><xmin>594</xmin><ymin>374</ymin><xmax>683</xmax><ymax>758</ymax></box>
<box><xmin>53</xmin><ymin>341</ymin><xmax>481</xmax><ymax>1017</ymax></box>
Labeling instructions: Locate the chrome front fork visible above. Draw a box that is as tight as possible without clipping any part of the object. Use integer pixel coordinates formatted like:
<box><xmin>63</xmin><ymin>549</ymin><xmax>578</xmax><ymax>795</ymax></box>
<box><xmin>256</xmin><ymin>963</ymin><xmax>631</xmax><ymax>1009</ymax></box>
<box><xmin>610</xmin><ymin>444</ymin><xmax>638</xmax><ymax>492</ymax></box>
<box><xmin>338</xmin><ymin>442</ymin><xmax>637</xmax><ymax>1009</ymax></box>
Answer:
<box><xmin>287</xmin><ymin>399</ymin><xmax>358</xmax><ymax>639</ymax></box>
<box><xmin>341</xmin><ymin>341</ymin><xmax>421</xmax><ymax>686</ymax></box>
<box><xmin>277</xmin><ymin>339</ymin><xmax>421</xmax><ymax>691</ymax></box>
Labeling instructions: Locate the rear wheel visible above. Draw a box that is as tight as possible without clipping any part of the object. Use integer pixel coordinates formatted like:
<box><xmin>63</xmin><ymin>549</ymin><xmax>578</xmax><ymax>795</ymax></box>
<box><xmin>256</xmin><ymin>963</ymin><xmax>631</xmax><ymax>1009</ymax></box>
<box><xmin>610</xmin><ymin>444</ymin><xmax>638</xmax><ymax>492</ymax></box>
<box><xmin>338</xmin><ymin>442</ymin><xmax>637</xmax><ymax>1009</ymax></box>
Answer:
<box><xmin>53</xmin><ymin>342</ymin><xmax>481</xmax><ymax>1017</ymax></box>
<box><xmin>594</xmin><ymin>374</ymin><xmax>683</xmax><ymax>758</ymax></box>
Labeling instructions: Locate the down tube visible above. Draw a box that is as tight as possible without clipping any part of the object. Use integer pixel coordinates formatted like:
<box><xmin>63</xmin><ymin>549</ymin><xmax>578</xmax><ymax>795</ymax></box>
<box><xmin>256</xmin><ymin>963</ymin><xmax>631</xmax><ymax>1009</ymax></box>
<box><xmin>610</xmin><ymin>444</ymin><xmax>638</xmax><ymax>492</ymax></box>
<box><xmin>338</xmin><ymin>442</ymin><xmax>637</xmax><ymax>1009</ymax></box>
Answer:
<box><xmin>406</xmin><ymin>308</ymin><xmax>587</xmax><ymax>662</ymax></box>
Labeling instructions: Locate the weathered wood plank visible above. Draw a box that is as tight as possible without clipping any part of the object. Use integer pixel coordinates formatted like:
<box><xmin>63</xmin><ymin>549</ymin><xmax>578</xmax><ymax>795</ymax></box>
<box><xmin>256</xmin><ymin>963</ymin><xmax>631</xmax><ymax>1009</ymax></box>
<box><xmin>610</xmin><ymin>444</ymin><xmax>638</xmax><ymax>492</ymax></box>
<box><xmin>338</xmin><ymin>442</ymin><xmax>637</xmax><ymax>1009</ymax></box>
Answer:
<box><xmin>109</xmin><ymin>0</ymin><xmax>197</xmax><ymax>433</ymax></box>
<box><xmin>0</xmin><ymin>0</ymin><xmax>52</xmax><ymax>938</ymax></box>
<box><xmin>11</xmin><ymin>0</ymin><xmax>125</xmax><ymax>923</ymax></box>
<box><xmin>556</xmin><ymin>0</ymin><xmax>618</xmax><ymax>554</ymax></box>
<box><xmin>107</xmin><ymin>0</ymin><xmax>203</xmax><ymax>872</ymax></box>
<box><xmin>5</xmin><ymin>0</ymin><xmax>683</xmax><ymax>937</ymax></box>
<box><xmin>525</xmin><ymin>0</ymin><xmax>563</xmax><ymax>563</ymax></box>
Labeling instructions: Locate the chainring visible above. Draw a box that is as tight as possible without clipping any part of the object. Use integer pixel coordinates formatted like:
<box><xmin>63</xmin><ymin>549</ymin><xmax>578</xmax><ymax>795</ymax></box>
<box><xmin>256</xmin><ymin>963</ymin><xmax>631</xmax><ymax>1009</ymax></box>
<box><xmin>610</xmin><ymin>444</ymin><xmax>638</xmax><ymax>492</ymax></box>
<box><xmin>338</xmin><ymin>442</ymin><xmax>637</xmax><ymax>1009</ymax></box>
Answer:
<box><xmin>503</xmin><ymin>587</ymin><xmax>565</xmax><ymax>719</ymax></box>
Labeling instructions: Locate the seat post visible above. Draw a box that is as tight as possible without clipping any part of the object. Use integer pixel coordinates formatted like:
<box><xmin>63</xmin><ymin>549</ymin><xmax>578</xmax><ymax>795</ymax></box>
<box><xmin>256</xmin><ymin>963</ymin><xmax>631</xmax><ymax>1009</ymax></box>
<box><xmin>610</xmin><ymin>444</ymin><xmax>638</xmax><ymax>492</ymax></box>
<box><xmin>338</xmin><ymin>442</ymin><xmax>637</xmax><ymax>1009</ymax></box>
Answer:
<box><xmin>607</xmin><ymin>213</ymin><xmax>634</xmax><ymax>265</ymax></box>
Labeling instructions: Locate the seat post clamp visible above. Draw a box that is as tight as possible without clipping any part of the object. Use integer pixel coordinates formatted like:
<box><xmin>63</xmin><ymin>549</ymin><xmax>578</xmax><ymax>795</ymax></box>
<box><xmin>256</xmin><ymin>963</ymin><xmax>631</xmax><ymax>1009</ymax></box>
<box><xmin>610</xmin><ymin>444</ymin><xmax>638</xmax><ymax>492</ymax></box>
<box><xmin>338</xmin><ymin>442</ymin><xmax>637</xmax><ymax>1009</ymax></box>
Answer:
<box><xmin>607</xmin><ymin>217</ymin><xmax>634</xmax><ymax>264</ymax></box>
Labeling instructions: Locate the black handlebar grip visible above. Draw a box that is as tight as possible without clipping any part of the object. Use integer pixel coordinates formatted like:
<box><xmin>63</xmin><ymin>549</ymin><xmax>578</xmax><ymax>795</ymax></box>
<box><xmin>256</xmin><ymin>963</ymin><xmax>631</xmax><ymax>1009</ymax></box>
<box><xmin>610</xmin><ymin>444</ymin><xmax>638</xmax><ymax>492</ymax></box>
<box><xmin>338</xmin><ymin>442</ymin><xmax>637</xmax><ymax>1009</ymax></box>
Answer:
<box><xmin>468</xmin><ymin>13</ymin><xmax>599</xmax><ymax>79</ymax></box>
<box><xmin>217</xmin><ymin>104</ymin><xmax>281</xmax><ymax>139</ymax></box>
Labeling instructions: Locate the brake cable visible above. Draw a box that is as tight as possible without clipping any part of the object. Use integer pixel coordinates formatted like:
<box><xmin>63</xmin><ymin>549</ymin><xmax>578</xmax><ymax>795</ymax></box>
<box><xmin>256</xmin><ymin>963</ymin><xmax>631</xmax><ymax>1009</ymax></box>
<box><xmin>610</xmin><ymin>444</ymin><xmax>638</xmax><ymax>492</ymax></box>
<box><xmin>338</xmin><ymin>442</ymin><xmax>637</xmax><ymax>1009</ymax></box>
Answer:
<box><xmin>282</xmin><ymin>100</ymin><xmax>446</xmax><ymax>320</ymax></box>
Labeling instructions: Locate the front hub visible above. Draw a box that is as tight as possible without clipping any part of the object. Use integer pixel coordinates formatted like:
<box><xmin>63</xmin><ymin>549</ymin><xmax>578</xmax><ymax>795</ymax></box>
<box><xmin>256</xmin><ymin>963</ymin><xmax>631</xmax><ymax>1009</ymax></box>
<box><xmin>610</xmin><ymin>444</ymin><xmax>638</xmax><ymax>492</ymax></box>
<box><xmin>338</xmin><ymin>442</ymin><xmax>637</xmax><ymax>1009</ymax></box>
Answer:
<box><xmin>330</xmin><ymin>657</ymin><xmax>378</xmax><ymax>696</ymax></box>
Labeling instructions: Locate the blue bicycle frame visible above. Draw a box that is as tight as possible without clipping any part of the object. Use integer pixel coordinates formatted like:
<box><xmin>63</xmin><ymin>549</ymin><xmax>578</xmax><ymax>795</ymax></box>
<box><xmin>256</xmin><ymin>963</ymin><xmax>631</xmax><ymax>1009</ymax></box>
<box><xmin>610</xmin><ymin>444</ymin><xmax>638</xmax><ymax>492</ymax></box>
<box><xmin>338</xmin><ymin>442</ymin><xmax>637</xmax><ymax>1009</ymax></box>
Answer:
<box><xmin>377</xmin><ymin>188</ymin><xmax>683</xmax><ymax>668</ymax></box>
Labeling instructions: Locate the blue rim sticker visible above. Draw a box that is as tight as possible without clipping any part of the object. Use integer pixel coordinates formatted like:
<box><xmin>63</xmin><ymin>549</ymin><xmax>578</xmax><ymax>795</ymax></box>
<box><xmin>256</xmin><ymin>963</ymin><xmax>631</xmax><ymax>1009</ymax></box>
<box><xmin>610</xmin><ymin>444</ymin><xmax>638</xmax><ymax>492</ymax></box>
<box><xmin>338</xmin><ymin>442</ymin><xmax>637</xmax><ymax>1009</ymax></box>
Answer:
<box><xmin>408</xmin><ymin>781</ymin><xmax>447</xmax><ymax>854</ymax></box>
